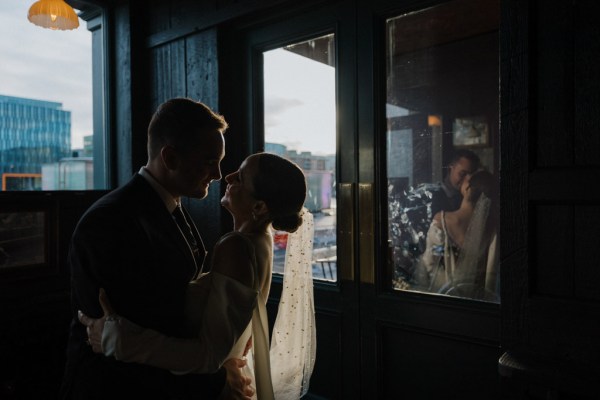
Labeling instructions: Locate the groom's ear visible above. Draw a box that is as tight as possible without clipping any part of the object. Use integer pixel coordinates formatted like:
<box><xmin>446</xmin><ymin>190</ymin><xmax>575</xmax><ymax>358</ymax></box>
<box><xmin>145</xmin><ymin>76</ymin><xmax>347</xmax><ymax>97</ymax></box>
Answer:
<box><xmin>253</xmin><ymin>201</ymin><xmax>269</xmax><ymax>218</ymax></box>
<box><xmin>161</xmin><ymin>145</ymin><xmax>180</xmax><ymax>170</ymax></box>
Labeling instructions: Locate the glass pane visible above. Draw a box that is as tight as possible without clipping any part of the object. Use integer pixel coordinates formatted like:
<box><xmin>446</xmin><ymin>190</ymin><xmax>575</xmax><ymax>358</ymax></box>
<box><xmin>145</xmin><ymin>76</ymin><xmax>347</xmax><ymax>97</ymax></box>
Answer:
<box><xmin>386</xmin><ymin>0</ymin><xmax>500</xmax><ymax>302</ymax></box>
<box><xmin>0</xmin><ymin>0</ymin><xmax>98</xmax><ymax>190</ymax></box>
<box><xmin>263</xmin><ymin>34</ymin><xmax>337</xmax><ymax>281</ymax></box>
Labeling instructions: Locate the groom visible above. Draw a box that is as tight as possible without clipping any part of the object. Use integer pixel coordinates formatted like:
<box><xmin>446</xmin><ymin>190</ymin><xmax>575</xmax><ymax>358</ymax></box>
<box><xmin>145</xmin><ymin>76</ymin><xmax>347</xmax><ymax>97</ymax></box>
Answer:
<box><xmin>60</xmin><ymin>98</ymin><xmax>254</xmax><ymax>399</ymax></box>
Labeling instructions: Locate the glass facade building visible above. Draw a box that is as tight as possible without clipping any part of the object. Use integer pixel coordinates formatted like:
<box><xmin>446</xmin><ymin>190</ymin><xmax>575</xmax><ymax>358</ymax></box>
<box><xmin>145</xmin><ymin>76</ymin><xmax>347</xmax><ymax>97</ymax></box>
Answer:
<box><xmin>0</xmin><ymin>95</ymin><xmax>71</xmax><ymax>190</ymax></box>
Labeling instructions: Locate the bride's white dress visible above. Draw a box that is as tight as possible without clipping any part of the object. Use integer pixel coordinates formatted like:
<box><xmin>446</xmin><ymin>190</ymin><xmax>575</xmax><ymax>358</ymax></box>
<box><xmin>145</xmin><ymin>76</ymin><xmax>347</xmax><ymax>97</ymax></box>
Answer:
<box><xmin>416</xmin><ymin>195</ymin><xmax>499</xmax><ymax>300</ymax></box>
<box><xmin>185</xmin><ymin>232</ymin><xmax>275</xmax><ymax>400</ymax></box>
<box><xmin>102</xmin><ymin>211</ymin><xmax>316</xmax><ymax>399</ymax></box>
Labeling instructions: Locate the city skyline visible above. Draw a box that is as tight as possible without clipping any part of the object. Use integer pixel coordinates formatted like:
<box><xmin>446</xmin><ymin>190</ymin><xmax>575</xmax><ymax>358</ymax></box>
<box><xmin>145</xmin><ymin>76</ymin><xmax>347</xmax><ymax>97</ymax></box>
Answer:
<box><xmin>0</xmin><ymin>0</ymin><xmax>92</xmax><ymax>150</ymax></box>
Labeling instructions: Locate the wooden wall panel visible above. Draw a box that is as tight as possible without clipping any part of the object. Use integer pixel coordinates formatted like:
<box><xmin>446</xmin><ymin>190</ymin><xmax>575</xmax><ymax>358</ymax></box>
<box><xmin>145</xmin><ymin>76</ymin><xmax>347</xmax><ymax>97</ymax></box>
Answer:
<box><xmin>533</xmin><ymin>204</ymin><xmax>573</xmax><ymax>297</ymax></box>
<box><xmin>171</xmin><ymin>0</ymin><xmax>217</xmax><ymax>30</ymax></box>
<box><xmin>380</xmin><ymin>324</ymin><xmax>501</xmax><ymax>399</ymax></box>
<box><xmin>113</xmin><ymin>3</ymin><xmax>135</xmax><ymax>183</ymax></box>
<box><xmin>573</xmin><ymin>2</ymin><xmax>600</xmax><ymax>166</ymax></box>
<box><xmin>573</xmin><ymin>205</ymin><xmax>600</xmax><ymax>302</ymax></box>
<box><xmin>534</xmin><ymin>0</ymin><xmax>573</xmax><ymax>167</ymax></box>
<box><xmin>309</xmin><ymin>311</ymin><xmax>343</xmax><ymax>400</ymax></box>
<box><xmin>148</xmin><ymin>42</ymin><xmax>187</xmax><ymax>110</ymax></box>
<box><xmin>144</xmin><ymin>0</ymin><xmax>172</xmax><ymax>35</ymax></box>
<box><xmin>501</xmin><ymin>0</ymin><xmax>600</xmax><ymax>395</ymax></box>
<box><xmin>185</xmin><ymin>30</ymin><xmax>219</xmax><ymax>108</ymax></box>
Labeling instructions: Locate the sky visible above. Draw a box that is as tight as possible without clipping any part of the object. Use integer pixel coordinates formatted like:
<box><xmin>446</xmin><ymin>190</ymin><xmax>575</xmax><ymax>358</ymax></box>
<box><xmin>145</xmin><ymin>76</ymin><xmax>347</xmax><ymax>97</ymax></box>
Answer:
<box><xmin>0</xmin><ymin>0</ymin><xmax>92</xmax><ymax>149</ymax></box>
<box><xmin>264</xmin><ymin>48</ymin><xmax>336</xmax><ymax>156</ymax></box>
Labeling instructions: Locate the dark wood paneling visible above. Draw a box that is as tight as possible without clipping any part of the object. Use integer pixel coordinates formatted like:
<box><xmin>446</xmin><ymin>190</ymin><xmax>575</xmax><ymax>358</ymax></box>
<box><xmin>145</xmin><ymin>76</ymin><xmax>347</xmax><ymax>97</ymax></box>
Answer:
<box><xmin>573</xmin><ymin>205</ymin><xmax>600</xmax><ymax>302</ymax></box>
<box><xmin>144</xmin><ymin>0</ymin><xmax>173</xmax><ymax>35</ymax></box>
<box><xmin>573</xmin><ymin>1</ymin><xmax>600</xmax><ymax>166</ymax></box>
<box><xmin>144</xmin><ymin>0</ymin><xmax>293</xmax><ymax>49</ymax></box>
<box><xmin>501</xmin><ymin>0</ymin><xmax>600</xmax><ymax>395</ymax></box>
<box><xmin>536</xmin><ymin>209</ymin><xmax>600</xmax><ymax>310</ymax></box>
<box><xmin>185</xmin><ymin>30</ymin><xmax>219</xmax><ymax>106</ymax></box>
<box><xmin>309</xmin><ymin>310</ymin><xmax>343</xmax><ymax>399</ymax></box>
<box><xmin>534</xmin><ymin>0</ymin><xmax>573</xmax><ymax>167</ymax></box>
<box><xmin>500</xmin><ymin>0</ymin><xmax>529</xmax><ymax>59</ymax></box>
<box><xmin>171</xmin><ymin>0</ymin><xmax>217</xmax><ymax>32</ymax></box>
<box><xmin>500</xmin><ymin>110</ymin><xmax>528</xmax><ymax>255</ymax></box>
<box><xmin>529</xmin><ymin>296</ymin><xmax>600</xmax><ymax>368</ymax></box>
<box><xmin>380</xmin><ymin>323</ymin><xmax>501</xmax><ymax>399</ymax></box>
<box><xmin>533</xmin><ymin>204</ymin><xmax>573</xmax><ymax>298</ymax></box>
<box><xmin>149</xmin><ymin>41</ymin><xmax>187</xmax><ymax>109</ymax></box>
<box><xmin>499</xmin><ymin>247</ymin><xmax>529</xmax><ymax>354</ymax></box>
<box><xmin>500</xmin><ymin>54</ymin><xmax>529</xmax><ymax>116</ymax></box>
<box><xmin>113</xmin><ymin>3</ymin><xmax>135</xmax><ymax>184</ymax></box>
<box><xmin>529</xmin><ymin>168</ymin><xmax>600</xmax><ymax>202</ymax></box>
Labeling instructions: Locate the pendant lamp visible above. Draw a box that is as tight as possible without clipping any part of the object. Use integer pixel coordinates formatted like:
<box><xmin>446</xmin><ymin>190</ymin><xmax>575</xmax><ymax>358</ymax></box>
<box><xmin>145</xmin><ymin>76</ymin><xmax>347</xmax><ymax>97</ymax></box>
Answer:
<box><xmin>28</xmin><ymin>0</ymin><xmax>80</xmax><ymax>31</ymax></box>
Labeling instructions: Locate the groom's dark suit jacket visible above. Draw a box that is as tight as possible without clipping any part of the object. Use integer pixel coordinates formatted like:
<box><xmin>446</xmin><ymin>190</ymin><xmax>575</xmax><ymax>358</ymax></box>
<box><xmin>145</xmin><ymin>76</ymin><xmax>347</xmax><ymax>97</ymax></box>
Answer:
<box><xmin>61</xmin><ymin>174</ymin><xmax>222</xmax><ymax>399</ymax></box>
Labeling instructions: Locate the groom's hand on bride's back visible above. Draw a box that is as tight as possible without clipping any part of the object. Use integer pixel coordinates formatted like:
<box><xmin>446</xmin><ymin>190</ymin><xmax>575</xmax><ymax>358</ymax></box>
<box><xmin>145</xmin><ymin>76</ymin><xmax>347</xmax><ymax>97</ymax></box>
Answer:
<box><xmin>219</xmin><ymin>358</ymin><xmax>254</xmax><ymax>400</ymax></box>
<box><xmin>78</xmin><ymin>288</ymin><xmax>115</xmax><ymax>353</ymax></box>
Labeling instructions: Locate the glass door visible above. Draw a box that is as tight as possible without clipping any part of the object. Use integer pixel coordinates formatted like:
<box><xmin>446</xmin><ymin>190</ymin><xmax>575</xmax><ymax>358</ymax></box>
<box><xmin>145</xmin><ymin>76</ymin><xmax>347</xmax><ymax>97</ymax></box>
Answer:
<box><xmin>359</xmin><ymin>0</ymin><xmax>502</xmax><ymax>397</ymax></box>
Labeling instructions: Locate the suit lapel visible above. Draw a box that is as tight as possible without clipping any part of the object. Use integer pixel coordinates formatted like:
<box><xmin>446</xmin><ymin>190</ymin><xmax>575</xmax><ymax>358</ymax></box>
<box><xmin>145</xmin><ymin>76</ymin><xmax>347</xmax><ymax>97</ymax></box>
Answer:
<box><xmin>130</xmin><ymin>175</ymin><xmax>199</xmax><ymax>279</ymax></box>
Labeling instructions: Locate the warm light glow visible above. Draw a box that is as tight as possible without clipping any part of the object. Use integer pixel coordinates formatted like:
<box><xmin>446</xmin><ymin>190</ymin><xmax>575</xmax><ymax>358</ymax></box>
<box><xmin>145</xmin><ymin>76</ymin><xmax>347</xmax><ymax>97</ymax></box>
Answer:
<box><xmin>28</xmin><ymin>0</ymin><xmax>79</xmax><ymax>31</ymax></box>
<box><xmin>428</xmin><ymin>114</ymin><xmax>442</xmax><ymax>127</ymax></box>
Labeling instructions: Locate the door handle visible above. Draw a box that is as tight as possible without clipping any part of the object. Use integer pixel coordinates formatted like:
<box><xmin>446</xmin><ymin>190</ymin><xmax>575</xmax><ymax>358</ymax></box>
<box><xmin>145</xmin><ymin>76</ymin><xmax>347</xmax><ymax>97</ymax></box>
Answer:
<box><xmin>358</xmin><ymin>183</ymin><xmax>374</xmax><ymax>284</ymax></box>
<box><xmin>338</xmin><ymin>183</ymin><xmax>354</xmax><ymax>281</ymax></box>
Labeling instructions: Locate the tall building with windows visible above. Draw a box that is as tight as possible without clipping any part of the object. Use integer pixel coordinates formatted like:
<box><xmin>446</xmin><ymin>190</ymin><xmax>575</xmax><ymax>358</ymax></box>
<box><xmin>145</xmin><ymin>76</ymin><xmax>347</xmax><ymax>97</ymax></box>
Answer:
<box><xmin>265</xmin><ymin>142</ymin><xmax>335</xmax><ymax>212</ymax></box>
<box><xmin>0</xmin><ymin>95</ymin><xmax>71</xmax><ymax>190</ymax></box>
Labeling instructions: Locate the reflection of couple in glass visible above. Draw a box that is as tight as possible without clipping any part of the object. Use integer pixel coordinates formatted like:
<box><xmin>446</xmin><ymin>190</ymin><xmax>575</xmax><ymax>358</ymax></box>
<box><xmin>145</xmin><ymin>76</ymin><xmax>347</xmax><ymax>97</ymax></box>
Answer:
<box><xmin>61</xmin><ymin>98</ymin><xmax>315</xmax><ymax>400</ymax></box>
<box><xmin>415</xmin><ymin>169</ymin><xmax>499</xmax><ymax>301</ymax></box>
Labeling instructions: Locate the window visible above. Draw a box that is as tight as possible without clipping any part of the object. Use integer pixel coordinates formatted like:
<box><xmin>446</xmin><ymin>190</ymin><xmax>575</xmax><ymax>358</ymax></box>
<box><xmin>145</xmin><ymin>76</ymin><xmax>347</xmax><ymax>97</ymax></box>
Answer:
<box><xmin>386</xmin><ymin>0</ymin><xmax>500</xmax><ymax>302</ymax></box>
<box><xmin>0</xmin><ymin>0</ymin><xmax>106</xmax><ymax>191</ymax></box>
<box><xmin>263</xmin><ymin>33</ymin><xmax>337</xmax><ymax>281</ymax></box>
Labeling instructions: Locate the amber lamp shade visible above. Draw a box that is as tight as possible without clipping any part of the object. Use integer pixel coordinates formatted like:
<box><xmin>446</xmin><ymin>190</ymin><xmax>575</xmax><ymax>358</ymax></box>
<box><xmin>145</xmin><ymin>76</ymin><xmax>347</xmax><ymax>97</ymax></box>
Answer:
<box><xmin>28</xmin><ymin>0</ymin><xmax>79</xmax><ymax>31</ymax></box>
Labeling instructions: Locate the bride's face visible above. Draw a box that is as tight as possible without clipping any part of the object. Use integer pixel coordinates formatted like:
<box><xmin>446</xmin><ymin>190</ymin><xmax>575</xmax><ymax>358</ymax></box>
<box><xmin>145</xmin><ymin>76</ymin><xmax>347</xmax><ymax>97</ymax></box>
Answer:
<box><xmin>221</xmin><ymin>155</ymin><xmax>260</xmax><ymax>218</ymax></box>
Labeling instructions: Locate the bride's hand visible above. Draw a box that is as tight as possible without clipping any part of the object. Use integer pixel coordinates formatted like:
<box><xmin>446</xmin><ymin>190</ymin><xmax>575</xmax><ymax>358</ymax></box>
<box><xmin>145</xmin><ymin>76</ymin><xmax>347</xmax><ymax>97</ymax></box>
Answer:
<box><xmin>77</xmin><ymin>288</ymin><xmax>116</xmax><ymax>353</ymax></box>
<box><xmin>242</xmin><ymin>337</ymin><xmax>252</xmax><ymax>357</ymax></box>
<box><xmin>220</xmin><ymin>358</ymin><xmax>254</xmax><ymax>400</ymax></box>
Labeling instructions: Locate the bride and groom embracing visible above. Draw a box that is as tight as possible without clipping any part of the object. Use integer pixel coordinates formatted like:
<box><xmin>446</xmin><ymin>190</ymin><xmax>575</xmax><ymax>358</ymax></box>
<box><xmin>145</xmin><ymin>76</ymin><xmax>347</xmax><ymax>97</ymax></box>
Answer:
<box><xmin>60</xmin><ymin>98</ymin><xmax>316</xmax><ymax>400</ymax></box>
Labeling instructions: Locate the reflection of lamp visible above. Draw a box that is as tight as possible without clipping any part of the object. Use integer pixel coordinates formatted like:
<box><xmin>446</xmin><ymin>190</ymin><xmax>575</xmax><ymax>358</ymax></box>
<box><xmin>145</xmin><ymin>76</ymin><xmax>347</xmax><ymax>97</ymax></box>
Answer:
<box><xmin>28</xmin><ymin>0</ymin><xmax>79</xmax><ymax>31</ymax></box>
<box><xmin>428</xmin><ymin>115</ymin><xmax>442</xmax><ymax>127</ymax></box>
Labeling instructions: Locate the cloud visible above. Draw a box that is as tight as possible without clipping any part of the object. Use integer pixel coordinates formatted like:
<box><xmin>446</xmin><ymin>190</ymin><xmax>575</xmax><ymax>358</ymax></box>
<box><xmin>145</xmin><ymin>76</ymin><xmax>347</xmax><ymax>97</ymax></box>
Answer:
<box><xmin>264</xmin><ymin>96</ymin><xmax>304</xmax><ymax>128</ymax></box>
<box><xmin>265</xmin><ymin>96</ymin><xmax>304</xmax><ymax>114</ymax></box>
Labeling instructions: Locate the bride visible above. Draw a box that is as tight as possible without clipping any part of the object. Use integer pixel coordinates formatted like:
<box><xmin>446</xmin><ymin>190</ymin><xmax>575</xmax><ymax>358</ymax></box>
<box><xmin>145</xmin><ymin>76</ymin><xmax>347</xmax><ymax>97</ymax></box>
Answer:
<box><xmin>414</xmin><ymin>169</ymin><xmax>499</xmax><ymax>300</ymax></box>
<box><xmin>81</xmin><ymin>152</ymin><xmax>315</xmax><ymax>399</ymax></box>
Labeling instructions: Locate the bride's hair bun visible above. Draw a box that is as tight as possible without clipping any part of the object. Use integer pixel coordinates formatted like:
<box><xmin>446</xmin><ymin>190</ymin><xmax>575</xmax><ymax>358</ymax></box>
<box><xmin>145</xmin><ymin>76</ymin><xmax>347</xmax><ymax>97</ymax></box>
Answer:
<box><xmin>251</xmin><ymin>153</ymin><xmax>307</xmax><ymax>232</ymax></box>
<box><xmin>272</xmin><ymin>212</ymin><xmax>303</xmax><ymax>233</ymax></box>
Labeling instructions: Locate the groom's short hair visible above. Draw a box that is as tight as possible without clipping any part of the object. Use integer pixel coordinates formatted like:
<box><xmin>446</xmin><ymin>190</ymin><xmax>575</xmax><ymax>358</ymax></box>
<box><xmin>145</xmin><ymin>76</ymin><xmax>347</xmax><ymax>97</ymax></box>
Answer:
<box><xmin>147</xmin><ymin>98</ymin><xmax>228</xmax><ymax>160</ymax></box>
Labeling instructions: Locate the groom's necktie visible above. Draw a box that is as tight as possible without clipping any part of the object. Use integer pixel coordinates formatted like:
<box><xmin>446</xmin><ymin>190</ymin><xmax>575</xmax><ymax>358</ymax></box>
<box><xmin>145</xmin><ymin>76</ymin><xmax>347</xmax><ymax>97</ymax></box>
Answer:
<box><xmin>172</xmin><ymin>205</ymin><xmax>202</xmax><ymax>264</ymax></box>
